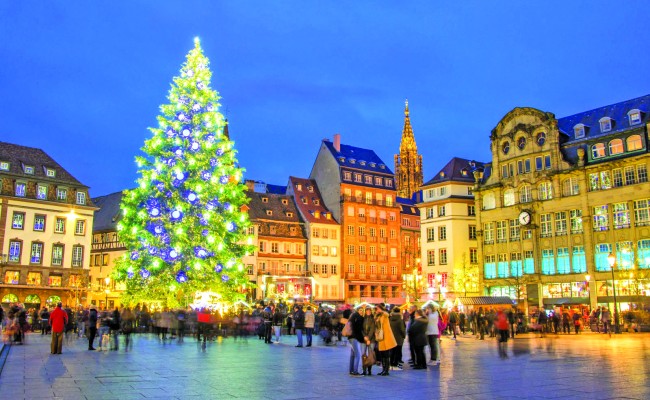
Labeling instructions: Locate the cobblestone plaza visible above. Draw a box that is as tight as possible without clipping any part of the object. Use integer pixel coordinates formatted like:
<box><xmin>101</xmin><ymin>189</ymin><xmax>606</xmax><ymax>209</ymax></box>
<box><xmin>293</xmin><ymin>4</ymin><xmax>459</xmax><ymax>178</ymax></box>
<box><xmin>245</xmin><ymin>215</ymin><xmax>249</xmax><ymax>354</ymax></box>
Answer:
<box><xmin>0</xmin><ymin>332</ymin><xmax>648</xmax><ymax>400</ymax></box>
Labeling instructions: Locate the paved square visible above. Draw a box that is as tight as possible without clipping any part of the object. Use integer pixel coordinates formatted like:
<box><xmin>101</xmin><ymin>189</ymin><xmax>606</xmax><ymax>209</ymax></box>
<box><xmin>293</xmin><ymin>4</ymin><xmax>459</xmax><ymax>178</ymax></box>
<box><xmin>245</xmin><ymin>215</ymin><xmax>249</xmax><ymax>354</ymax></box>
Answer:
<box><xmin>0</xmin><ymin>332</ymin><xmax>648</xmax><ymax>400</ymax></box>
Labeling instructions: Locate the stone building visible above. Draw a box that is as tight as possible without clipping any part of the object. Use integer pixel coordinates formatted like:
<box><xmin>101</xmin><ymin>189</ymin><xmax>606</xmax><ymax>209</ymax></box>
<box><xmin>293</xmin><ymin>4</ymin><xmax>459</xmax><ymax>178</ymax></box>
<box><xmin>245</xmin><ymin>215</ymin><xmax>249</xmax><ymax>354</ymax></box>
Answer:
<box><xmin>394</xmin><ymin>100</ymin><xmax>423</xmax><ymax>199</ymax></box>
<box><xmin>0</xmin><ymin>141</ymin><xmax>95</xmax><ymax>309</ymax></box>
<box><xmin>474</xmin><ymin>95</ymin><xmax>650</xmax><ymax>313</ymax></box>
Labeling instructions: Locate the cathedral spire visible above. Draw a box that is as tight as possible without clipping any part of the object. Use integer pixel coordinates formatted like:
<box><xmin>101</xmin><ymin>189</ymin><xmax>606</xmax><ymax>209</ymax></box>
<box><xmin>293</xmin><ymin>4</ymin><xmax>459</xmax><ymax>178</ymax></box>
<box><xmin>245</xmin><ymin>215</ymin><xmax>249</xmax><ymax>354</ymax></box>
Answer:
<box><xmin>394</xmin><ymin>99</ymin><xmax>423</xmax><ymax>198</ymax></box>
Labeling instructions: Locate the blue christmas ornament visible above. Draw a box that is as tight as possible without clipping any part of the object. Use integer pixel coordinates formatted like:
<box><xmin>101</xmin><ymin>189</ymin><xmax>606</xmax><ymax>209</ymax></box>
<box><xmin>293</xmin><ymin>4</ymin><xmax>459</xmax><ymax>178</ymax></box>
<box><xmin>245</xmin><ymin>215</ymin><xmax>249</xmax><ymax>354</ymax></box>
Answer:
<box><xmin>226</xmin><ymin>221</ymin><xmax>236</xmax><ymax>232</ymax></box>
<box><xmin>181</xmin><ymin>126</ymin><xmax>192</xmax><ymax>137</ymax></box>
<box><xmin>194</xmin><ymin>246</ymin><xmax>210</xmax><ymax>259</ymax></box>
<box><xmin>216</xmin><ymin>147</ymin><xmax>224</xmax><ymax>156</ymax></box>
<box><xmin>186</xmin><ymin>69</ymin><xmax>194</xmax><ymax>77</ymax></box>
<box><xmin>220</xmin><ymin>175</ymin><xmax>229</xmax><ymax>184</ymax></box>
<box><xmin>205</xmin><ymin>134</ymin><xmax>215</xmax><ymax>143</ymax></box>
<box><xmin>192</xmin><ymin>103</ymin><xmax>202</xmax><ymax>112</ymax></box>
<box><xmin>223</xmin><ymin>202</ymin><xmax>231</xmax><ymax>210</ymax></box>
<box><xmin>130</xmin><ymin>251</ymin><xmax>139</xmax><ymax>261</ymax></box>
<box><xmin>173</xmin><ymin>147</ymin><xmax>184</xmax><ymax>157</ymax></box>
<box><xmin>209</xmin><ymin>158</ymin><xmax>218</xmax><ymax>167</ymax></box>
<box><xmin>198</xmin><ymin>215</ymin><xmax>209</xmax><ymax>226</ymax></box>
<box><xmin>214</xmin><ymin>263</ymin><xmax>223</xmax><ymax>273</ymax></box>
<box><xmin>201</xmin><ymin>171</ymin><xmax>212</xmax><ymax>181</ymax></box>
<box><xmin>148</xmin><ymin>247</ymin><xmax>159</xmax><ymax>256</ymax></box>
<box><xmin>176</xmin><ymin>112</ymin><xmax>189</xmax><ymax>122</ymax></box>
<box><xmin>170</xmin><ymin>209</ymin><xmax>184</xmax><ymax>222</ymax></box>
<box><xmin>127</xmin><ymin>271</ymin><xmax>135</xmax><ymax>279</ymax></box>
<box><xmin>176</xmin><ymin>270</ymin><xmax>188</xmax><ymax>283</ymax></box>
<box><xmin>197</xmin><ymin>81</ymin><xmax>205</xmax><ymax>90</ymax></box>
<box><xmin>169</xmin><ymin>249</ymin><xmax>179</xmax><ymax>260</ymax></box>
<box><xmin>166</xmin><ymin>128</ymin><xmax>177</xmax><ymax>138</ymax></box>
<box><xmin>221</xmin><ymin>275</ymin><xmax>229</xmax><ymax>282</ymax></box>
<box><xmin>183</xmin><ymin>190</ymin><xmax>199</xmax><ymax>204</ymax></box>
<box><xmin>160</xmin><ymin>233</ymin><xmax>171</xmax><ymax>245</ymax></box>
<box><xmin>189</xmin><ymin>140</ymin><xmax>200</xmax><ymax>152</ymax></box>
<box><xmin>202</xmin><ymin>229</ymin><xmax>209</xmax><ymax>236</ymax></box>
<box><xmin>140</xmin><ymin>269</ymin><xmax>150</xmax><ymax>279</ymax></box>
<box><xmin>206</xmin><ymin>199</ymin><xmax>219</xmax><ymax>210</ymax></box>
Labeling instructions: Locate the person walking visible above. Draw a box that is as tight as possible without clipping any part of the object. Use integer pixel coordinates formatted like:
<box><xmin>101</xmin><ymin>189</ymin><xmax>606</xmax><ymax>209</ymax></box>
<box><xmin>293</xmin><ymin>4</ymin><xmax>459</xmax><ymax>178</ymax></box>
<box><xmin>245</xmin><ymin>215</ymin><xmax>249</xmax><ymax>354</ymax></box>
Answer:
<box><xmin>40</xmin><ymin>307</ymin><xmax>50</xmax><ymax>335</ymax></box>
<box><xmin>49</xmin><ymin>302</ymin><xmax>68</xmax><ymax>355</ymax></box>
<box><xmin>272</xmin><ymin>307</ymin><xmax>284</xmax><ymax>343</ymax></box>
<box><xmin>389</xmin><ymin>306</ymin><xmax>406</xmax><ymax>370</ymax></box>
<box><xmin>87</xmin><ymin>305</ymin><xmax>98</xmax><ymax>350</ymax></box>
<box><xmin>374</xmin><ymin>304</ymin><xmax>397</xmax><ymax>376</ymax></box>
<box><xmin>495</xmin><ymin>308</ymin><xmax>509</xmax><ymax>358</ymax></box>
<box><xmin>601</xmin><ymin>307</ymin><xmax>612</xmax><ymax>337</ymax></box>
<box><xmin>293</xmin><ymin>305</ymin><xmax>305</xmax><ymax>347</ymax></box>
<box><xmin>448</xmin><ymin>307</ymin><xmax>459</xmax><ymax>339</ymax></box>
<box><xmin>348</xmin><ymin>307</ymin><xmax>364</xmax><ymax>376</ymax></box>
<box><xmin>304</xmin><ymin>306</ymin><xmax>315</xmax><ymax>347</ymax></box>
<box><xmin>425</xmin><ymin>306</ymin><xmax>440</xmax><ymax>365</ymax></box>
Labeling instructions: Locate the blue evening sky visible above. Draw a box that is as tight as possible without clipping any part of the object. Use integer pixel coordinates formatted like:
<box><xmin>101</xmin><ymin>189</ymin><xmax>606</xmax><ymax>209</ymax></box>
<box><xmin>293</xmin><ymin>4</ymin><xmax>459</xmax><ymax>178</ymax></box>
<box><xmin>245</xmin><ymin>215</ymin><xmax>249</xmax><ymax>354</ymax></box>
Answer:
<box><xmin>1</xmin><ymin>2</ymin><xmax>649</xmax><ymax>197</ymax></box>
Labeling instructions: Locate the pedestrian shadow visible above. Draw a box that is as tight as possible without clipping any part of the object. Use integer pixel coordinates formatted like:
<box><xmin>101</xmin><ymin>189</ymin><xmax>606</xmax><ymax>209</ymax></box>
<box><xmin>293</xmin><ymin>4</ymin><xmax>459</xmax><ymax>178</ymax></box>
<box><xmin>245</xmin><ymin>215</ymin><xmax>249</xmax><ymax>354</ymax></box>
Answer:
<box><xmin>40</xmin><ymin>355</ymin><xmax>66</xmax><ymax>384</ymax></box>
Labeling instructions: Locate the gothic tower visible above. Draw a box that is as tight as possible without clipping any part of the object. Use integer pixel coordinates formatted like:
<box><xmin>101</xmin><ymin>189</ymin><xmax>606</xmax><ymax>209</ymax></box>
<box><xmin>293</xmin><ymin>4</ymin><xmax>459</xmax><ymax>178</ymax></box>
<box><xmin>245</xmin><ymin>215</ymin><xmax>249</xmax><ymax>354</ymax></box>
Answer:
<box><xmin>394</xmin><ymin>100</ymin><xmax>423</xmax><ymax>198</ymax></box>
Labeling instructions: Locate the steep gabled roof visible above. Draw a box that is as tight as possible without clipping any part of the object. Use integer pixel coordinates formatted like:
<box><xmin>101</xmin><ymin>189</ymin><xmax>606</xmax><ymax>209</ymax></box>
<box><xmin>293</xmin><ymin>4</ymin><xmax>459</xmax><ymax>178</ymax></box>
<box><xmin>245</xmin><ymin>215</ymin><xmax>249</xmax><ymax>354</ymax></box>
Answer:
<box><xmin>422</xmin><ymin>157</ymin><xmax>485</xmax><ymax>186</ymax></box>
<box><xmin>0</xmin><ymin>141</ymin><xmax>86</xmax><ymax>187</ymax></box>
<box><xmin>323</xmin><ymin>140</ymin><xmax>394</xmax><ymax>175</ymax></box>
<box><xmin>92</xmin><ymin>191</ymin><xmax>125</xmax><ymax>232</ymax></box>
<box><xmin>247</xmin><ymin>191</ymin><xmax>303</xmax><ymax>223</ymax></box>
<box><xmin>397</xmin><ymin>196</ymin><xmax>420</xmax><ymax>216</ymax></box>
<box><xmin>288</xmin><ymin>176</ymin><xmax>338</xmax><ymax>225</ymax></box>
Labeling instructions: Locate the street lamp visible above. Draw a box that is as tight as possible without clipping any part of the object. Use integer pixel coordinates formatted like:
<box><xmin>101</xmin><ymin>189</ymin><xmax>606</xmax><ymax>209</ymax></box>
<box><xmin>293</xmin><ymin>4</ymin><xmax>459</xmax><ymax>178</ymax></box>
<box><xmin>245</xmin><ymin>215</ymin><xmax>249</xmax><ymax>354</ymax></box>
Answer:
<box><xmin>607</xmin><ymin>253</ymin><xmax>620</xmax><ymax>334</ymax></box>
<box><xmin>435</xmin><ymin>274</ymin><xmax>443</xmax><ymax>302</ymax></box>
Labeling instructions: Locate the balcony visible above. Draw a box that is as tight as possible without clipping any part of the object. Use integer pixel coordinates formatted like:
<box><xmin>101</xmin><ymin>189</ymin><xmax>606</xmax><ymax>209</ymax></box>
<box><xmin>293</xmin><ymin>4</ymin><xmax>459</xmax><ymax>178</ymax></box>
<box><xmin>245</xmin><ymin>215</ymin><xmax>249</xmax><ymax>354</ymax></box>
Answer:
<box><xmin>369</xmin><ymin>255</ymin><xmax>377</xmax><ymax>261</ymax></box>
<box><xmin>379</xmin><ymin>237</ymin><xmax>387</xmax><ymax>243</ymax></box>
<box><xmin>359</xmin><ymin>235</ymin><xmax>367</xmax><ymax>242</ymax></box>
<box><xmin>369</xmin><ymin>217</ymin><xmax>377</xmax><ymax>223</ymax></box>
<box><xmin>540</xmin><ymin>233</ymin><xmax>553</xmax><ymax>238</ymax></box>
<box><xmin>358</xmin><ymin>254</ymin><xmax>367</xmax><ymax>261</ymax></box>
<box><xmin>379</xmin><ymin>219</ymin><xmax>387</xmax><ymax>225</ymax></box>
<box><xmin>379</xmin><ymin>256</ymin><xmax>387</xmax><ymax>262</ymax></box>
<box><xmin>369</xmin><ymin>236</ymin><xmax>377</xmax><ymax>242</ymax></box>
<box><xmin>358</xmin><ymin>216</ymin><xmax>366</xmax><ymax>222</ymax></box>
<box><xmin>92</xmin><ymin>240</ymin><xmax>126</xmax><ymax>251</ymax></box>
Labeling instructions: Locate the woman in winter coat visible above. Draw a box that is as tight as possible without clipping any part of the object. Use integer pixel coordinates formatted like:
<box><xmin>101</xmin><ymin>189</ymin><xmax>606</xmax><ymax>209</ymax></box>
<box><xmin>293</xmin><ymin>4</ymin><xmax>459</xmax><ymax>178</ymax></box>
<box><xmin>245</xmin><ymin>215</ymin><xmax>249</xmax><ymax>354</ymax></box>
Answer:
<box><xmin>408</xmin><ymin>309</ymin><xmax>429</xmax><ymax>369</ymax></box>
<box><xmin>389</xmin><ymin>306</ymin><xmax>406</xmax><ymax>370</ymax></box>
<box><xmin>361</xmin><ymin>306</ymin><xmax>376</xmax><ymax>376</ymax></box>
<box><xmin>373</xmin><ymin>304</ymin><xmax>397</xmax><ymax>376</ymax></box>
<box><xmin>425</xmin><ymin>306</ymin><xmax>441</xmax><ymax>365</ymax></box>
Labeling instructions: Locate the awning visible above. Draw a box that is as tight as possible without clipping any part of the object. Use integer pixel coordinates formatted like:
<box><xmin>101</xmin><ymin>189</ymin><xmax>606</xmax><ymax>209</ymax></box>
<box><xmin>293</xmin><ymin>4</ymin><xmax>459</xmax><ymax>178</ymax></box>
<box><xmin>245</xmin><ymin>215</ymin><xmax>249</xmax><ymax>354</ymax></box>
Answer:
<box><xmin>543</xmin><ymin>297</ymin><xmax>589</xmax><ymax>306</ymax></box>
<box><xmin>455</xmin><ymin>296</ymin><xmax>514</xmax><ymax>306</ymax></box>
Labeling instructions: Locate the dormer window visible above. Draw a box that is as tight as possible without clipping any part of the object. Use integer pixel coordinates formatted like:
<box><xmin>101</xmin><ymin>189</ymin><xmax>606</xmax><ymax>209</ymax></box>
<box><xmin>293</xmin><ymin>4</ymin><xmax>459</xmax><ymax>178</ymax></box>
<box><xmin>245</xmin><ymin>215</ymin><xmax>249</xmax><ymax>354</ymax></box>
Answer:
<box><xmin>359</xmin><ymin>160</ymin><xmax>366</xmax><ymax>166</ymax></box>
<box><xmin>343</xmin><ymin>171</ymin><xmax>352</xmax><ymax>181</ymax></box>
<box><xmin>307</xmin><ymin>186</ymin><xmax>314</xmax><ymax>192</ymax></box>
<box><xmin>461</xmin><ymin>169</ymin><xmax>468</xmax><ymax>177</ymax></box>
<box><xmin>286</xmin><ymin>212</ymin><xmax>293</xmax><ymax>217</ymax></box>
<box><xmin>261</xmin><ymin>197</ymin><xmax>268</xmax><ymax>203</ymax></box>
<box><xmin>45</xmin><ymin>168</ymin><xmax>56</xmax><ymax>178</ymax></box>
<box><xmin>440</xmin><ymin>172</ymin><xmax>445</xmax><ymax>178</ymax></box>
<box><xmin>301</xmin><ymin>197</ymin><xmax>308</xmax><ymax>204</ymax></box>
<box><xmin>76</xmin><ymin>192</ymin><xmax>86</xmax><ymax>205</ymax></box>
<box><xmin>574</xmin><ymin>124</ymin><xmax>586</xmax><ymax>139</ymax></box>
<box><xmin>599</xmin><ymin>117</ymin><xmax>612</xmax><ymax>133</ymax></box>
<box><xmin>0</xmin><ymin>161</ymin><xmax>9</xmax><ymax>171</ymax></box>
<box><xmin>296</xmin><ymin>184</ymin><xmax>302</xmax><ymax>191</ymax></box>
<box><xmin>369</xmin><ymin>162</ymin><xmax>376</xmax><ymax>168</ymax></box>
<box><xmin>338</xmin><ymin>156</ymin><xmax>346</xmax><ymax>163</ymax></box>
<box><xmin>325</xmin><ymin>213</ymin><xmax>331</xmax><ymax>220</ymax></box>
<box><xmin>23</xmin><ymin>165</ymin><xmax>34</xmax><ymax>174</ymax></box>
<box><xmin>314</xmin><ymin>199</ymin><xmax>320</xmax><ymax>205</ymax></box>
<box><xmin>314</xmin><ymin>211</ymin><xmax>320</xmax><ymax>218</ymax></box>
<box><xmin>266</xmin><ymin>210</ymin><xmax>273</xmax><ymax>216</ymax></box>
<box><xmin>281</xmin><ymin>199</ymin><xmax>288</xmax><ymax>205</ymax></box>
<box><xmin>349</xmin><ymin>158</ymin><xmax>356</xmax><ymax>164</ymax></box>
<box><xmin>628</xmin><ymin>109</ymin><xmax>642</xmax><ymax>125</ymax></box>
<box><xmin>379</xmin><ymin>164</ymin><xmax>385</xmax><ymax>169</ymax></box>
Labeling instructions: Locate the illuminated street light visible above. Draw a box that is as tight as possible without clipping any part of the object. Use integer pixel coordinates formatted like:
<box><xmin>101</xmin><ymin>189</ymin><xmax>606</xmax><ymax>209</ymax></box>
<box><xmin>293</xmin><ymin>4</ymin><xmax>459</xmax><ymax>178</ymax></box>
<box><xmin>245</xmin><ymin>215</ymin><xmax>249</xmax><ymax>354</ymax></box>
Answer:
<box><xmin>607</xmin><ymin>253</ymin><xmax>620</xmax><ymax>334</ymax></box>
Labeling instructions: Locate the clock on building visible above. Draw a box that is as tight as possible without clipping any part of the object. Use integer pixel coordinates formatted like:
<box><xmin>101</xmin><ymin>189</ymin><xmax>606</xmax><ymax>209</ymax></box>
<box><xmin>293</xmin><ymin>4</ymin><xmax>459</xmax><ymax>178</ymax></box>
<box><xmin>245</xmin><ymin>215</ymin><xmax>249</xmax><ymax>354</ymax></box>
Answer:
<box><xmin>518</xmin><ymin>210</ymin><xmax>532</xmax><ymax>226</ymax></box>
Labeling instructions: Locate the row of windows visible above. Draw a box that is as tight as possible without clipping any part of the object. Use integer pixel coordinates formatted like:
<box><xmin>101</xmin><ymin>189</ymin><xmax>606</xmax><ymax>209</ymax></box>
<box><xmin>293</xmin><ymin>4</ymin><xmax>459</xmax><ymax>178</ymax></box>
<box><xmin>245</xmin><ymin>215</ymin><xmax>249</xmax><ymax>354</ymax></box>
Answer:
<box><xmin>484</xmin><ymin>210</ymin><xmax>583</xmax><ymax>243</ymax></box>
<box><xmin>346</xmin><ymin>225</ymin><xmax>398</xmax><ymax>239</ymax></box>
<box><xmin>500</xmin><ymin>154</ymin><xmax>551</xmax><ymax>178</ymax></box>
<box><xmin>10</xmin><ymin>182</ymin><xmax>87</xmax><ymax>205</ymax></box>
<box><xmin>484</xmin><ymin>240</ymin><xmax>650</xmax><ymax>279</ymax></box>
<box><xmin>4</xmin><ymin>271</ymin><xmax>82</xmax><ymax>287</ymax></box>
<box><xmin>574</xmin><ymin>111</ymin><xmax>643</xmax><ymax>139</ymax></box>
<box><xmin>591</xmin><ymin>135</ymin><xmax>644</xmax><ymax>159</ymax></box>
<box><xmin>424</xmin><ymin>205</ymin><xmax>476</xmax><ymax>219</ymax></box>
<box><xmin>311</xmin><ymin>227</ymin><xmax>338</xmax><ymax>239</ymax></box>
<box><xmin>258</xmin><ymin>241</ymin><xmax>305</xmax><ymax>255</ymax></box>
<box><xmin>592</xmin><ymin>199</ymin><xmax>650</xmax><ymax>231</ymax></box>
<box><xmin>311</xmin><ymin>245</ymin><xmax>338</xmax><ymax>257</ymax></box>
<box><xmin>343</xmin><ymin>190</ymin><xmax>395</xmax><ymax>207</ymax></box>
<box><xmin>258</xmin><ymin>261</ymin><xmax>307</xmax><ymax>274</ymax></box>
<box><xmin>346</xmin><ymin>264</ymin><xmax>398</xmax><ymax>275</ymax></box>
<box><xmin>347</xmin><ymin>205</ymin><xmax>397</xmax><ymax>220</ymax></box>
<box><xmin>346</xmin><ymin>245</ymin><xmax>398</xmax><ymax>258</ymax></box>
<box><xmin>588</xmin><ymin>164</ymin><xmax>648</xmax><ymax>191</ymax></box>
<box><xmin>0</xmin><ymin>162</ymin><xmax>58</xmax><ymax>177</ymax></box>
<box><xmin>7</xmin><ymin>240</ymin><xmax>84</xmax><ymax>267</ymax></box>
<box><xmin>310</xmin><ymin>264</ymin><xmax>338</xmax><ymax>275</ymax></box>
<box><xmin>342</xmin><ymin>171</ymin><xmax>394</xmax><ymax>188</ymax></box>
<box><xmin>501</xmin><ymin>132</ymin><xmax>547</xmax><ymax>155</ymax></box>
<box><xmin>12</xmin><ymin>212</ymin><xmax>85</xmax><ymax>235</ymax></box>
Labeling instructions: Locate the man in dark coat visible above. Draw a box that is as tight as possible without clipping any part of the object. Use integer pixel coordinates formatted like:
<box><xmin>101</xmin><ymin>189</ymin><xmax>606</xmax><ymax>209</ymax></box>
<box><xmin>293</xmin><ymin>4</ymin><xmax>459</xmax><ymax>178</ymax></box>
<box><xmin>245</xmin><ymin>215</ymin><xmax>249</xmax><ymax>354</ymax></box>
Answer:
<box><xmin>348</xmin><ymin>308</ymin><xmax>365</xmax><ymax>375</ymax></box>
<box><xmin>293</xmin><ymin>305</ymin><xmax>305</xmax><ymax>347</ymax></box>
<box><xmin>88</xmin><ymin>305</ymin><xmax>98</xmax><ymax>350</ymax></box>
<box><xmin>389</xmin><ymin>307</ymin><xmax>406</xmax><ymax>370</ymax></box>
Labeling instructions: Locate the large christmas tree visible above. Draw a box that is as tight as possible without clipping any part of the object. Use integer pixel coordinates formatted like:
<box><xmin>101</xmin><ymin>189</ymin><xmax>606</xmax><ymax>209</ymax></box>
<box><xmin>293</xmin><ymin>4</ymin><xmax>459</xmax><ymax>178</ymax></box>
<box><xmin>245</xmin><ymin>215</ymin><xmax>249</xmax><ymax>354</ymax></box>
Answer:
<box><xmin>114</xmin><ymin>38</ymin><xmax>254</xmax><ymax>307</ymax></box>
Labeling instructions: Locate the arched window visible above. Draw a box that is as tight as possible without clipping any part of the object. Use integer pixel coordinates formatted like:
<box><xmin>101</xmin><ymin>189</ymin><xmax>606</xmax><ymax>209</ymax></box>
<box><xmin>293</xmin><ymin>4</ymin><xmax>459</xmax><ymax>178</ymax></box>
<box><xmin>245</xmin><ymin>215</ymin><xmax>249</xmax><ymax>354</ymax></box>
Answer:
<box><xmin>46</xmin><ymin>295</ymin><xmax>61</xmax><ymax>305</ymax></box>
<box><xmin>536</xmin><ymin>132</ymin><xmax>546</xmax><ymax>146</ymax></box>
<box><xmin>592</xmin><ymin>143</ymin><xmax>606</xmax><ymax>159</ymax></box>
<box><xmin>503</xmin><ymin>189</ymin><xmax>515</xmax><ymax>207</ymax></box>
<box><xmin>599</xmin><ymin>117</ymin><xmax>612</xmax><ymax>133</ymax></box>
<box><xmin>502</xmin><ymin>141</ymin><xmax>510</xmax><ymax>155</ymax></box>
<box><xmin>483</xmin><ymin>193</ymin><xmax>496</xmax><ymax>210</ymax></box>
<box><xmin>626</xmin><ymin>135</ymin><xmax>643</xmax><ymax>151</ymax></box>
<box><xmin>517</xmin><ymin>137</ymin><xmax>526</xmax><ymax>150</ymax></box>
<box><xmin>519</xmin><ymin>185</ymin><xmax>532</xmax><ymax>203</ymax></box>
<box><xmin>538</xmin><ymin>181</ymin><xmax>553</xmax><ymax>200</ymax></box>
<box><xmin>1</xmin><ymin>293</ymin><xmax>19</xmax><ymax>303</ymax></box>
<box><xmin>628</xmin><ymin>109</ymin><xmax>642</xmax><ymax>125</ymax></box>
<box><xmin>24</xmin><ymin>294</ymin><xmax>41</xmax><ymax>306</ymax></box>
<box><xmin>608</xmin><ymin>139</ymin><xmax>623</xmax><ymax>155</ymax></box>
<box><xmin>562</xmin><ymin>178</ymin><xmax>579</xmax><ymax>197</ymax></box>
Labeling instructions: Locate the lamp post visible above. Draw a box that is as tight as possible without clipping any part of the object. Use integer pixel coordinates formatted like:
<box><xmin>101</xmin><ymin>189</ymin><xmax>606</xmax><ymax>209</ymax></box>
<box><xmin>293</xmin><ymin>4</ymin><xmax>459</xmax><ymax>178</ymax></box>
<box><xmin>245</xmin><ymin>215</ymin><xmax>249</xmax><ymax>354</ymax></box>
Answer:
<box><xmin>607</xmin><ymin>253</ymin><xmax>620</xmax><ymax>334</ymax></box>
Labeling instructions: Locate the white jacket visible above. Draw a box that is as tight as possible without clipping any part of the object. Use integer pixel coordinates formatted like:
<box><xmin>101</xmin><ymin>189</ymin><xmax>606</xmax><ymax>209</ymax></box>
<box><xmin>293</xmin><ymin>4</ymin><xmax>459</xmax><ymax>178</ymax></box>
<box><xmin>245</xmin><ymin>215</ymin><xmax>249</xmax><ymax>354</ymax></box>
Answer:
<box><xmin>426</xmin><ymin>311</ymin><xmax>439</xmax><ymax>335</ymax></box>
<box><xmin>305</xmin><ymin>311</ymin><xmax>315</xmax><ymax>328</ymax></box>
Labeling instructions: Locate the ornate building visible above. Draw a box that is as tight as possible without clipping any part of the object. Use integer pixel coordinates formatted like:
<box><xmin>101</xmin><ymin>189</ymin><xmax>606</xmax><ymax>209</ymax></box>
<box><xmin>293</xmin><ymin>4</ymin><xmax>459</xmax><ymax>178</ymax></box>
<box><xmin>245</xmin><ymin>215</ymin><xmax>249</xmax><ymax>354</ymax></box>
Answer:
<box><xmin>474</xmin><ymin>94</ymin><xmax>650</xmax><ymax>314</ymax></box>
<box><xmin>394</xmin><ymin>100</ymin><xmax>423</xmax><ymax>199</ymax></box>
<box><xmin>0</xmin><ymin>142</ymin><xmax>95</xmax><ymax>309</ymax></box>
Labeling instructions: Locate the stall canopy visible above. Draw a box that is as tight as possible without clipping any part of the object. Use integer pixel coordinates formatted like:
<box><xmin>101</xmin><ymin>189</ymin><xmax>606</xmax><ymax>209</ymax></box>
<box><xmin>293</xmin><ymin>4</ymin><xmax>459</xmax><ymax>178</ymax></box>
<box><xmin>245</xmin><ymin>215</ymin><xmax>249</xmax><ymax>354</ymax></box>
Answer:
<box><xmin>455</xmin><ymin>296</ymin><xmax>515</xmax><ymax>307</ymax></box>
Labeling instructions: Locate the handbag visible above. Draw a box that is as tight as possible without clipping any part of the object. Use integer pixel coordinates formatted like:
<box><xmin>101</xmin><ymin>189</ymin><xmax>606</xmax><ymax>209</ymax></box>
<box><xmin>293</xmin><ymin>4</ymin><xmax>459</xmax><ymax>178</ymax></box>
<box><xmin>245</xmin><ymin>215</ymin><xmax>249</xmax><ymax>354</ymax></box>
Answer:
<box><xmin>375</xmin><ymin>327</ymin><xmax>384</xmax><ymax>341</ymax></box>
<box><xmin>362</xmin><ymin>346</ymin><xmax>376</xmax><ymax>367</ymax></box>
<box><xmin>342</xmin><ymin>320</ymin><xmax>353</xmax><ymax>337</ymax></box>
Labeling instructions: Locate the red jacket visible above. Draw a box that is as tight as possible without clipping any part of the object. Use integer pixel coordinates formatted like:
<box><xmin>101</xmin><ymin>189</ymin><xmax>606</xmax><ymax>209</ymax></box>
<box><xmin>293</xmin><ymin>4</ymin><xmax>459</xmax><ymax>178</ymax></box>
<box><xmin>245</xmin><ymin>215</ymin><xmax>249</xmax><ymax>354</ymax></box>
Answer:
<box><xmin>49</xmin><ymin>307</ymin><xmax>69</xmax><ymax>333</ymax></box>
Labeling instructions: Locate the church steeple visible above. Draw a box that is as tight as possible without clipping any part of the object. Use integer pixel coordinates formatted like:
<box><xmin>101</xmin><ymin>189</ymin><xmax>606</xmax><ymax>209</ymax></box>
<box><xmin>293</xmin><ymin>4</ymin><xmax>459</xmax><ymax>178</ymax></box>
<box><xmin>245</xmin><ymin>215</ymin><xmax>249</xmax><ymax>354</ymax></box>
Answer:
<box><xmin>394</xmin><ymin>99</ymin><xmax>423</xmax><ymax>198</ymax></box>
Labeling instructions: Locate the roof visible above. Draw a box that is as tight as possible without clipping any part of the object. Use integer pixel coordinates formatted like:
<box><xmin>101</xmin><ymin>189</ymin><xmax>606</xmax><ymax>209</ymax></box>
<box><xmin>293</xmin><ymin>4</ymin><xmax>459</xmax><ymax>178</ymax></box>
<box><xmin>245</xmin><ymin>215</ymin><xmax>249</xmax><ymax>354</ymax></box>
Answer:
<box><xmin>422</xmin><ymin>157</ymin><xmax>485</xmax><ymax>186</ymax></box>
<box><xmin>246</xmin><ymin>191</ymin><xmax>303</xmax><ymax>223</ymax></box>
<box><xmin>92</xmin><ymin>191</ymin><xmax>124</xmax><ymax>231</ymax></box>
<box><xmin>558</xmin><ymin>94</ymin><xmax>650</xmax><ymax>143</ymax></box>
<box><xmin>288</xmin><ymin>177</ymin><xmax>338</xmax><ymax>225</ymax></box>
<box><xmin>455</xmin><ymin>296</ymin><xmax>514</xmax><ymax>306</ymax></box>
<box><xmin>0</xmin><ymin>141</ymin><xmax>86</xmax><ymax>187</ymax></box>
<box><xmin>396</xmin><ymin>197</ymin><xmax>420</xmax><ymax>216</ymax></box>
<box><xmin>323</xmin><ymin>140</ymin><xmax>394</xmax><ymax>175</ymax></box>
<box><xmin>265</xmin><ymin>184</ymin><xmax>287</xmax><ymax>195</ymax></box>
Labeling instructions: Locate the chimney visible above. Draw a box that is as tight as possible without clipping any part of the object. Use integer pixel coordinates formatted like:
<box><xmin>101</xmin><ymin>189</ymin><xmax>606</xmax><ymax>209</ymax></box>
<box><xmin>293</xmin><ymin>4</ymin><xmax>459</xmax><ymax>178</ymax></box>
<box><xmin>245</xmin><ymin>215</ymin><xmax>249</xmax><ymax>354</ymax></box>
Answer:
<box><xmin>333</xmin><ymin>133</ymin><xmax>341</xmax><ymax>152</ymax></box>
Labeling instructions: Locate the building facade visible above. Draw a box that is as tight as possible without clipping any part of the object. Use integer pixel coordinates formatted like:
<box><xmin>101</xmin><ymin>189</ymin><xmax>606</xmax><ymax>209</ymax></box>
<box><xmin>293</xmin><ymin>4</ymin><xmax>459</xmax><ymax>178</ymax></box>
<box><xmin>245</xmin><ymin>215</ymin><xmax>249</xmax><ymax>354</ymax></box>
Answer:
<box><xmin>475</xmin><ymin>95</ymin><xmax>650</xmax><ymax>313</ymax></box>
<box><xmin>0</xmin><ymin>142</ymin><xmax>95</xmax><ymax>309</ymax></box>
<box><xmin>394</xmin><ymin>100</ymin><xmax>423</xmax><ymax>199</ymax></box>
<box><xmin>397</xmin><ymin>196</ymin><xmax>422</xmax><ymax>301</ymax></box>
<box><xmin>245</xmin><ymin>188</ymin><xmax>309</xmax><ymax>303</ymax></box>
<box><xmin>418</xmin><ymin>158</ymin><xmax>483</xmax><ymax>302</ymax></box>
<box><xmin>287</xmin><ymin>177</ymin><xmax>343</xmax><ymax>303</ymax></box>
<box><xmin>311</xmin><ymin>134</ymin><xmax>403</xmax><ymax>304</ymax></box>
